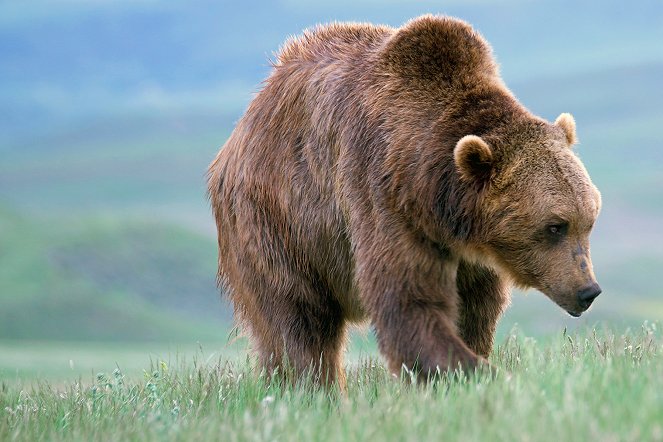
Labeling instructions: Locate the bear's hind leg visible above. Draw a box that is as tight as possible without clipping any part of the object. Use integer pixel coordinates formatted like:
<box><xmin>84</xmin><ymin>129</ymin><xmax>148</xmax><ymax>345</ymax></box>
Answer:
<box><xmin>456</xmin><ymin>260</ymin><xmax>511</xmax><ymax>358</ymax></box>
<box><xmin>280</xmin><ymin>296</ymin><xmax>348</xmax><ymax>389</ymax></box>
<box><xmin>236</xmin><ymin>270</ymin><xmax>348</xmax><ymax>389</ymax></box>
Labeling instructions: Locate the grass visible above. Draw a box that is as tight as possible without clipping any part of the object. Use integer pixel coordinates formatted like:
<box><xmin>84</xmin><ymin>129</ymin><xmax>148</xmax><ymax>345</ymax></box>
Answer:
<box><xmin>1</xmin><ymin>324</ymin><xmax>662</xmax><ymax>441</ymax></box>
<box><xmin>0</xmin><ymin>340</ymin><xmax>240</xmax><ymax>383</ymax></box>
<box><xmin>0</xmin><ymin>332</ymin><xmax>377</xmax><ymax>383</ymax></box>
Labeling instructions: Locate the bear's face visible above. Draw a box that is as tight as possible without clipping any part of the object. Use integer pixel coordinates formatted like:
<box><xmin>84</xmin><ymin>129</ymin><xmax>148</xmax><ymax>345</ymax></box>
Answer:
<box><xmin>455</xmin><ymin>114</ymin><xmax>602</xmax><ymax>316</ymax></box>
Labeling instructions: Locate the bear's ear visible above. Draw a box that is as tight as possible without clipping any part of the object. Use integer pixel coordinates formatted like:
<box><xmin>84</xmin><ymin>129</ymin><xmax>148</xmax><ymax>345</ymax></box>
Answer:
<box><xmin>454</xmin><ymin>135</ymin><xmax>493</xmax><ymax>187</ymax></box>
<box><xmin>555</xmin><ymin>113</ymin><xmax>577</xmax><ymax>146</ymax></box>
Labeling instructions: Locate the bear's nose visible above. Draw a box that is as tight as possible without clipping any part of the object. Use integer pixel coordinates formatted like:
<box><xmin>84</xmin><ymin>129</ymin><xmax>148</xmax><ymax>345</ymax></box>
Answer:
<box><xmin>577</xmin><ymin>282</ymin><xmax>602</xmax><ymax>309</ymax></box>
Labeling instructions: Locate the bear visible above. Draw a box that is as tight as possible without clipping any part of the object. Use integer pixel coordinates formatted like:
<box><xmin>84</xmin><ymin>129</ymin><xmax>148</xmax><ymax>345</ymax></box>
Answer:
<box><xmin>207</xmin><ymin>15</ymin><xmax>602</xmax><ymax>386</ymax></box>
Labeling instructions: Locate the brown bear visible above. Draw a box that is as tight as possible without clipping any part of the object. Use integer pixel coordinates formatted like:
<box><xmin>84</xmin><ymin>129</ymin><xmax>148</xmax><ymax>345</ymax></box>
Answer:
<box><xmin>207</xmin><ymin>15</ymin><xmax>602</xmax><ymax>386</ymax></box>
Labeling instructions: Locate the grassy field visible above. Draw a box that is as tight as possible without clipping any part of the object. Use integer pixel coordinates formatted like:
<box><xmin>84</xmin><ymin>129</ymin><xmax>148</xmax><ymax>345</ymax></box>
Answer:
<box><xmin>1</xmin><ymin>4</ymin><xmax>662</xmax><ymax>440</ymax></box>
<box><xmin>1</xmin><ymin>324</ymin><xmax>661</xmax><ymax>441</ymax></box>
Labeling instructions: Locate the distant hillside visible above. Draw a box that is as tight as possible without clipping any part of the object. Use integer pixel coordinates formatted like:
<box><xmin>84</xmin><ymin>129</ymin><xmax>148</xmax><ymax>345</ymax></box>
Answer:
<box><xmin>0</xmin><ymin>205</ymin><xmax>228</xmax><ymax>341</ymax></box>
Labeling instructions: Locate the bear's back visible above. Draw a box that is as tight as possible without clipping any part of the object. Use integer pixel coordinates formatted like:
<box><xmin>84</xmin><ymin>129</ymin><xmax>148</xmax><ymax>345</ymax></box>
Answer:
<box><xmin>275</xmin><ymin>22</ymin><xmax>393</xmax><ymax>67</ymax></box>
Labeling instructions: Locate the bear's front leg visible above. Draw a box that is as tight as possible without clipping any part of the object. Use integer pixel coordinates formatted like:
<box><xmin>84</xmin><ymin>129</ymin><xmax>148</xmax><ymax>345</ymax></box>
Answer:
<box><xmin>456</xmin><ymin>260</ymin><xmax>511</xmax><ymax>358</ymax></box>
<box><xmin>355</xmin><ymin>234</ymin><xmax>484</xmax><ymax>380</ymax></box>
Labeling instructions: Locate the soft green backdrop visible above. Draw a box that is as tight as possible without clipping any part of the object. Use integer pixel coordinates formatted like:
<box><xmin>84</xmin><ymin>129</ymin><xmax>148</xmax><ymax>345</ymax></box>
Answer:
<box><xmin>1</xmin><ymin>0</ymin><xmax>662</xmax><ymax>378</ymax></box>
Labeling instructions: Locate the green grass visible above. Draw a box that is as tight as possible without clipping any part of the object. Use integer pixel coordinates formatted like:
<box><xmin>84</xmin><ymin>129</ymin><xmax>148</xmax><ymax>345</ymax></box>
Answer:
<box><xmin>0</xmin><ymin>332</ymin><xmax>377</xmax><ymax>383</ymax></box>
<box><xmin>1</xmin><ymin>325</ymin><xmax>662</xmax><ymax>441</ymax></box>
<box><xmin>0</xmin><ymin>340</ymin><xmax>244</xmax><ymax>382</ymax></box>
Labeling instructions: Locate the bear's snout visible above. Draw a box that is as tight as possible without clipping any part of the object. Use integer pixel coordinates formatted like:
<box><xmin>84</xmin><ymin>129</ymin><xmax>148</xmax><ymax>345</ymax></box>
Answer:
<box><xmin>577</xmin><ymin>282</ymin><xmax>602</xmax><ymax>310</ymax></box>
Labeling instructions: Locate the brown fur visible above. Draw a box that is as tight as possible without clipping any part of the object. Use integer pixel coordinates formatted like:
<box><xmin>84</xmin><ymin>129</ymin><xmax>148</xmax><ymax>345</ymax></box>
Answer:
<box><xmin>207</xmin><ymin>15</ymin><xmax>601</xmax><ymax>386</ymax></box>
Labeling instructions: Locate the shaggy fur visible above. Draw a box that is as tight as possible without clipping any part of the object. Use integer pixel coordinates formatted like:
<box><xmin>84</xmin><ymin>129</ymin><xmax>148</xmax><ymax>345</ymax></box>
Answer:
<box><xmin>207</xmin><ymin>15</ymin><xmax>601</xmax><ymax>386</ymax></box>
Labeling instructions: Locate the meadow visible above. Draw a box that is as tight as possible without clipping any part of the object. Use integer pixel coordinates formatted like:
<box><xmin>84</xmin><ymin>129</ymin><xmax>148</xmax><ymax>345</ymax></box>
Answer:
<box><xmin>2</xmin><ymin>325</ymin><xmax>662</xmax><ymax>441</ymax></box>
<box><xmin>1</xmin><ymin>2</ymin><xmax>662</xmax><ymax>440</ymax></box>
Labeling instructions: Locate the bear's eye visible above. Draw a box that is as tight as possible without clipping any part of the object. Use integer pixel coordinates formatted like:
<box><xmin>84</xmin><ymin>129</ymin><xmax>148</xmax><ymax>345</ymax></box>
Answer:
<box><xmin>547</xmin><ymin>222</ymin><xmax>568</xmax><ymax>238</ymax></box>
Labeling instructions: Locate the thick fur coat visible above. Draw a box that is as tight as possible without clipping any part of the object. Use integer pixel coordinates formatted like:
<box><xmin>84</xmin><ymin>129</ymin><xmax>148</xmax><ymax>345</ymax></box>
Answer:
<box><xmin>207</xmin><ymin>15</ymin><xmax>601</xmax><ymax>386</ymax></box>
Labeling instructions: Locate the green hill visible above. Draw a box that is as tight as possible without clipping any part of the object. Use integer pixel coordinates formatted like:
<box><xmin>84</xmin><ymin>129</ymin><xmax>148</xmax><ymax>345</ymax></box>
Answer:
<box><xmin>0</xmin><ymin>205</ymin><xmax>226</xmax><ymax>341</ymax></box>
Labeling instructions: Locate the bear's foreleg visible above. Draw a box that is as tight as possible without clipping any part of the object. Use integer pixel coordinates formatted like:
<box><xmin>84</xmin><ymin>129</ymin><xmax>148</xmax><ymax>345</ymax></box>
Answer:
<box><xmin>456</xmin><ymin>260</ymin><xmax>511</xmax><ymax>358</ymax></box>
<box><xmin>355</xmin><ymin>233</ymin><xmax>485</xmax><ymax>380</ymax></box>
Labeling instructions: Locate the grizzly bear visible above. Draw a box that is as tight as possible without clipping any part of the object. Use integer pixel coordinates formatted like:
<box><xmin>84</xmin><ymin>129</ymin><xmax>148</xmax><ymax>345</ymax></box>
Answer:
<box><xmin>207</xmin><ymin>15</ymin><xmax>602</xmax><ymax>385</ymax></box>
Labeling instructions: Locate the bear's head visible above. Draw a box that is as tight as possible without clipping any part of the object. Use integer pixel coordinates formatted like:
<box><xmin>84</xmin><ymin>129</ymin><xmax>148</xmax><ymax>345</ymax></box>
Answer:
<box><xmin>455</xmin><ymin>114</ymin><xmax>602</xmax><ymax>317</ymax></box>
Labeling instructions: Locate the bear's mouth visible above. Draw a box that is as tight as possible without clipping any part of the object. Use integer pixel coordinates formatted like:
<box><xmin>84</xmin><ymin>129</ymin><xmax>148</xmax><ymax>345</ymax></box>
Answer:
<box><xmin>566</xmin><ymin>310</ymin><xmax>582</xmax><ymax>318</ymax></box>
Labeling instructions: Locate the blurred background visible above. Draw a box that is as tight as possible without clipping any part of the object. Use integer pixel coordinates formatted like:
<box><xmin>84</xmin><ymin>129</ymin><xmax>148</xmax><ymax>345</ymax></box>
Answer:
<box><xmin>1</xmin><ymin>0</ymin><xmax>662</xmax><ymax>379</ymax></box>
